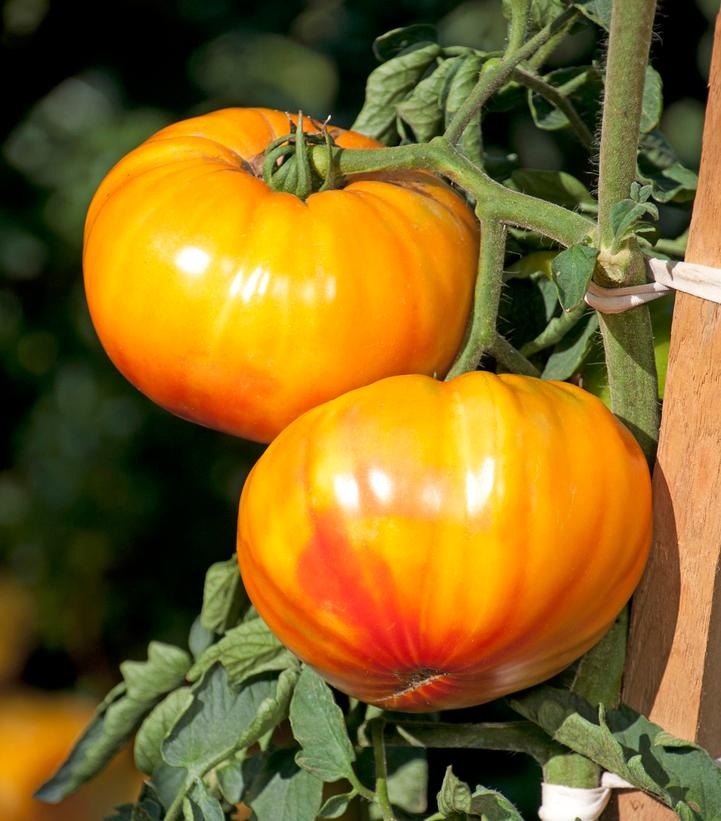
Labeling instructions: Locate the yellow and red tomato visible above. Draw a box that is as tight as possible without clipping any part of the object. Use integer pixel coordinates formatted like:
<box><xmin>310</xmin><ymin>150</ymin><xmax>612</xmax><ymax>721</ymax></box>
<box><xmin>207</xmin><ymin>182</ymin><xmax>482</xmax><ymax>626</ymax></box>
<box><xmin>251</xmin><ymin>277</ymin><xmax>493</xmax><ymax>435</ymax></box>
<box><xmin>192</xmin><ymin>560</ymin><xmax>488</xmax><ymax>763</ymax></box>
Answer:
<box><xmin>238</xmin><ymin>372</ymin><xmax>651</xmax><ymax>712</ymax></box>
<box><xmin>83</xmin><ymin>108</ymin><xmax>478</xmax><ymax>442</ymax></box>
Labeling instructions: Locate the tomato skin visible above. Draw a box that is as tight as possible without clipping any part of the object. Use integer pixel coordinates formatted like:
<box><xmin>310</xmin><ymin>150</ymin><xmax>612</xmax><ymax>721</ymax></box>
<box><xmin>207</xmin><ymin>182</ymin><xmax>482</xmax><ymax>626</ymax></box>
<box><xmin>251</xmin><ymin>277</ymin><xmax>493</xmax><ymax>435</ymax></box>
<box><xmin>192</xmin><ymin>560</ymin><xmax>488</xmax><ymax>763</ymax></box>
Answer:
<box><xmin>237</xmin><ymin>372</ymin><xmax>651</xmax><ymax>712</ymax></box>
<box><xmin>83</xmin><ymin>108</ymin><xmax>478</xmax><ymax>442</ymax></box>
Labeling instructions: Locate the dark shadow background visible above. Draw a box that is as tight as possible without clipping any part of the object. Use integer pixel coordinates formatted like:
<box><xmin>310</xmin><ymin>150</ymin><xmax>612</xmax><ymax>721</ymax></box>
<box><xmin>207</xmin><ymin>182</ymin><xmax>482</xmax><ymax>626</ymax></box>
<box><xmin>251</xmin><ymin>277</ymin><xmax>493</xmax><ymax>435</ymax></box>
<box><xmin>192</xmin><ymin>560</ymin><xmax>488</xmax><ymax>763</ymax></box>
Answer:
<box><xmin>0</xmin><ymin>0</ymin><xmax>717</xmax><ymax>817</ymax></box>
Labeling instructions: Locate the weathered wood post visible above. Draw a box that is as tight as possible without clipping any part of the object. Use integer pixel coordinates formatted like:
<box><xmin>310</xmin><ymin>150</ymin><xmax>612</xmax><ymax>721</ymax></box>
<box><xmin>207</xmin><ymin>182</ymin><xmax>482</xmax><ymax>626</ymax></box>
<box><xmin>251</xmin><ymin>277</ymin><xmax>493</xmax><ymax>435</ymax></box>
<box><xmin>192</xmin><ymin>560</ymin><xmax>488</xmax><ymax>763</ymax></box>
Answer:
<box><xmin>615</xmin><ymin>11</ymin><xmax>721</xmax><ymax>820</ymax></box>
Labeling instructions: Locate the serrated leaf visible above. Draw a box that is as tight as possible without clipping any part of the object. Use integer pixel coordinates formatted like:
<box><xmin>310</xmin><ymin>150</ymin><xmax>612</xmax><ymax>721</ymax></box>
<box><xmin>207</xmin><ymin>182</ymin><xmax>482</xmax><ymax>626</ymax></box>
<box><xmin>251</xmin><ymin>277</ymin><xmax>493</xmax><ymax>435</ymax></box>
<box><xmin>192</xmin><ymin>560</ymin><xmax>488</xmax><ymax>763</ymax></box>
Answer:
<box><xmin>511</xmin><ymin>169</ymin><xmax>595</xmax><ymax>210</ymax></box>
<box><xmin>397</xmin><ymin>57</ymin><xmax>462</xmax><ymax>142</ymax></box>
<box><xmin>572</xmin><ymin>0</ymin><xmax>612</xmax><ymax>29</ymax></box>
<box><xmin>319</xmin><ymin>790</ymin><xmax>358</xmax><ymax>818</ymax></box>
<box><xmin>352</xmin><ymin>44</ymin><xmax>442</xmax><ymax>144</ymax></box>
<box><xmin>641</xmin><ymin>66</ymin><xmax>663</xmax><ymax>134</ymax></box>
<box><xmin>373</xmin><ymin>24</ymin><xmax>437</xmax><ymax>62</ymax></box>
<box><xmin>551</xmin><ymin>245</ymin><xmax>598</xmax><ymax>311</ymax></box>
<box><xmin>446</xmin><ymin>54</ymin><xmax>486</xmax><ymax>161</ymax></box>
<box><xmin>610</xmin><ymin>199</ymin><xmax>659</xmax><ymax>245</ymax></box>
<box><xmin>509</xmin><ymin>686</ymin><xmax>721</xmax><ymax>815</ymax></box>
<box><xmin>36</xmin><ymin>643</ymin><xmax>191</xmax><ymax>803</ymax></box>
<box><xmin>121</xmin><ymin>642</ymin><xmax>192</xmax><ymax>702</ymax></box>
<box><xmin>163</xmin><ymin>665</ymin><xmax>276</xmax><ymax>775</ymax></box>
<box><xmin>437</xmin><ymin>766</ymin><xmax>473</xmax><ymax>815</ymax></box>
<box><xmin>245</xmin><ymin>748</ymin><xmax>324</xmax><ymax>821</ymax></box>
<box><xmin>542</xmin><ymin>312</ymin><xmax>599</xmax><ymax>381</ymax></box>
<box><xmin>187</xmin><ymin>781</ymin><xmax>225</xmax><ymax>821</ymax></box>
<box><xmin>135</xmin><ymin>688</ymin><xmax>195</xmax><ymax>775</ymax></box>
<box><xmin>289</xmin><ymin>666</ymin><xmax>356</xmax><ymax>783</ymax></box>
<box><xmin>200</xmin><ymin>556</ymin><xmax>246</xmax><ymax>634</ymax></box>
<box><xmin>188</xmin><ymin>615</ymin><xmax>296</xmax><ymax>686</ymax></box>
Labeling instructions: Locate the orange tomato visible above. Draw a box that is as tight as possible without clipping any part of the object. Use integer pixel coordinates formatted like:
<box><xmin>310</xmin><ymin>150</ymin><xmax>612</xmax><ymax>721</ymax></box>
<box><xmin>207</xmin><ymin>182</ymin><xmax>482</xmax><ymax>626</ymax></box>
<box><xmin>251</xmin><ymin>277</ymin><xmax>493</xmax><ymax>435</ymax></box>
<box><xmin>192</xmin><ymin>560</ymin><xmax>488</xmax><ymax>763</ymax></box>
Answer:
<box><xmin>83</xmin><ymin>108</ymin><xmax>478</xmax><ymax>442</ymax></box>
<box><xmin>0</xmin><ymin>690</ymin><xmax>141</xmax><ymax>820</ymax></box>
<box><xmin>237</xmin><ymin>372</ymin><xmax>651</xmax><ymax>711</ymax></box>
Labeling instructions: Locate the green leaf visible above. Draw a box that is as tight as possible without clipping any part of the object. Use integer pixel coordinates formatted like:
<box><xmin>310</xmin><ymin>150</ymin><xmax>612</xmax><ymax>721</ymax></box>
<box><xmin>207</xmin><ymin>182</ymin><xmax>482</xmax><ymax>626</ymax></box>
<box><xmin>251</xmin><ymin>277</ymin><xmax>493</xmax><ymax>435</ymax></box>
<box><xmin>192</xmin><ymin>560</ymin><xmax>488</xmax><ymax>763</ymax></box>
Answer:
<box><xmin>527</xmin><ymin>65</ymin><xmax>603</xmax><ymax>134</ymax></box>
<box><xmin>245</xmin><ymin>749</ymin><xmax>324</xmax><ymax>821</ymax></box>
<box><xmin>572</xmin><ymin>0</ymin><xmax>612</xmax><ymax>30</ymax></box>
<box><xmin>104</xmin><ymin>786</ymin><xmax>164</xmax><ymax>821</ymax></box>
<box><xmin>200</xmin><ymin>555</ymin><xmax>246</xmax><ymax>634</ymax></box>
<box><xmin>446</xmin><ymin>54</ymin><xmax>486</xmax><ymax>161</ymax></box>
<box><xmin>319</xmin><ymin>790</ymin><xmax>358</xmax><ymax>818</ymax></box>
<box><xmin>188</xmin><ymin>617</ymin><xmax>215</xmax><ymax>660</ymax></box>
<box><xmin>188</xmin><ymin>615</ymin><xmax>296</xmax><ymax>687</ymax></box>
<box><xmin>372</xmin><ymin>25</ymin><xmax>438</xmax><ymax>62</ymax></box>
<box><xmin>397</xmin><ymin>57</ymin><xmax>462</xmax><ymax>142</ymax></box>
<box><xmin>377</xmin><ymin>749</ymin><xmax>428</xmax><ymax>816</ymax></box>
<box><xmin>638</xmin><ymin>130</ymin><xmax>698</xmax><ymax>204</ymax></box>
<box><xmin>437</xmin><ymin>766</ymin><xmax>472</xmax><ymax>815</ymax></box>
<box><xmin>502</xmin><ymin>0</ymin><xmax>567</xmax><ymax>35</ymax></box>
<box><xmin>510</xmin><ymin>169</ymin><xmax>595</xmax><ymax>210</ymax></box>
<box><xmin>542</xmin><ymin>312</ymin><xmax>599</xmax><ymax>381</ymax></box>
<box><xmin>36</xmin><ymin>643</ymin><xmax>191</xmax><ymax>803</ymax></box>
<box><xmin>551</xmin><ymin>245</ymin><xmax>598</xmax><ymax>311</ymax></box>
<box><xmin>641</xmin><ymin>66</ymin><xmax>663</xmax><ymax>134</ymax></box>
<box><xmin>289</xmin><ymin>665</ymin><xmax>356</xmax><ymax>783</ymax></box>
<box><xmin>134</xmin><ymin>687</ymin><xmax>195</xmax><ymax>775</ymax></box>
<box><xmin>186</xmin><ymin>781</ymin><xmax>225</xmax><ymax>821</ymax></box>
<box><xmin>352</xmin><ymin>44</ymin><xmax>442</xmax><ymax>144</ymax></box>
<box><xmin>509</xmin><ymin>686</ymin><xmax>721</xmax><ymax>816</ymax></box>
<box><xmin>468</xmin><ymin>785</ymin><xmax>524</xmax><ymax>820</ymax></box>
<box><xmin>216</xmin><ymin>758</ymin><xmax>246</xmax><ymax>805</ymax></box>
<box><xmin>610</xmin><ymin>198</ymin><xmax>659</xmax><ymax>248</ymax></box>
<box><xmin>163</xmin><ymin>665</ymin><xmax>293</xmax><ymax>779</ymax></box>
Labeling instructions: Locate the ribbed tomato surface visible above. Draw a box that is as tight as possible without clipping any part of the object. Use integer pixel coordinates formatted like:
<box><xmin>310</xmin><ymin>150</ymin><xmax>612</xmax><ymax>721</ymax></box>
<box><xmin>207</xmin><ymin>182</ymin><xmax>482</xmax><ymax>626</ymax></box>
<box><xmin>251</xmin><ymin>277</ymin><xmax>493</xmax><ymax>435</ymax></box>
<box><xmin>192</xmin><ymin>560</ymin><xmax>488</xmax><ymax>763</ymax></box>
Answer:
<box><xmin>237</xmin><ymin>372</ymin><xmax>652</xmax><ymax>711</ymax></box>
<box><xmin>83</xmin><ymin>108</ymin><xmax>478</xmax><ymax>442</ymax></box>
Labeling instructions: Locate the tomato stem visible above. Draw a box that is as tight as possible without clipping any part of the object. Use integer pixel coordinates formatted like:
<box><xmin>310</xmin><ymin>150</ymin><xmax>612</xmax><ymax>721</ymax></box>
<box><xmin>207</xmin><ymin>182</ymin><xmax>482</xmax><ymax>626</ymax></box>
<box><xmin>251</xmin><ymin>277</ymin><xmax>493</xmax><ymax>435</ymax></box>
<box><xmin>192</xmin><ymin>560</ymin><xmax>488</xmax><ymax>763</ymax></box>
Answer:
<box><xmin>371</xmin><ymin>719</ymin><xmax>397</xmax><ymax>821</ymax></box>
<box><xmin>446</xmin><ymin>219</ymin><xmax>507</xmax><ymax>378</ymax></box>
<box><xmin>595</xmin><ymin>0</ymin><xmax>660</xmax><ymax>463</ymax></box>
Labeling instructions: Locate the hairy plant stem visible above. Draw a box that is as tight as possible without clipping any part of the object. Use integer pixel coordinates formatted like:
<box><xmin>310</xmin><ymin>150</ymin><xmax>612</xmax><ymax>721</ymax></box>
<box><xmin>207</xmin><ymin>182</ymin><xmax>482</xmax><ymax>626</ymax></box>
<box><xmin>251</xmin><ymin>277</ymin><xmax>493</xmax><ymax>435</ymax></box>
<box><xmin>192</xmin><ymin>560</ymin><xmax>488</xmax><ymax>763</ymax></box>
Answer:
<box><xmin>447</xmin><ymin>219</ymin><xmax>507</xmax><ymax>377</ymax></box>
<box><xmin>506</xmin><ymin>0</ymin><xmax>530</xmax><ymax>53</ymax></box>
<box><xmin>444</xmin><ymin>6</ymin><xmax>578</xmax><ymax>144</ymax></box>
<box><xmin>310</xmin><ymin>138</ymin><xmax>593</xmax><ymax>247</ymax></box>
<box><xmin>372</xmin><ymin>720</ymin><xmax>396</xmax><ymax>821</ymax></box>
<box><xmin>361</xmin><ymin>720</ymin><xmax>563</xmax><ymax>765</ymax></box>
<box><xmin>596</xmin><ymin>0</ymin><xmax>660</xmax><ymax>463</ymax></box>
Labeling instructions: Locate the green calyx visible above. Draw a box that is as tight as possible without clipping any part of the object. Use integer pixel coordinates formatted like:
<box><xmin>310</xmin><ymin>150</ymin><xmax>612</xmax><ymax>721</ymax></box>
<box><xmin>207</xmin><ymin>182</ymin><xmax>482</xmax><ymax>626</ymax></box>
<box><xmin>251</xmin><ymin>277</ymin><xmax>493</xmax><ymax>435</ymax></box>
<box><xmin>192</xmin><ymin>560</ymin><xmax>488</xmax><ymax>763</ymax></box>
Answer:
<box><xmin>263</xmin><ymin>112</ymin><xmax>339</xmax><ymax>200</ymax></box>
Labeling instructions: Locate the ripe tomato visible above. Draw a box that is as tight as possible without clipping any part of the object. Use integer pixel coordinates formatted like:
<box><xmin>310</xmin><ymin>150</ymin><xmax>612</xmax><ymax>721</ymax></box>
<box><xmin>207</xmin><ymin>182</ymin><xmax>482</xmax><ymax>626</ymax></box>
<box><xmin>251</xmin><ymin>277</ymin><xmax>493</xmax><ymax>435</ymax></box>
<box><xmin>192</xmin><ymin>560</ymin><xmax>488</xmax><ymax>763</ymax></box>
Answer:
<box><xmin>83</xmin><ymin>108</ymin><xmax>478</xmax><ymax>442</ymax></box>
<box><xmin>237</xmin><ymin>372</ymin><xmax>651</xmax><ymax>712</ymax></box>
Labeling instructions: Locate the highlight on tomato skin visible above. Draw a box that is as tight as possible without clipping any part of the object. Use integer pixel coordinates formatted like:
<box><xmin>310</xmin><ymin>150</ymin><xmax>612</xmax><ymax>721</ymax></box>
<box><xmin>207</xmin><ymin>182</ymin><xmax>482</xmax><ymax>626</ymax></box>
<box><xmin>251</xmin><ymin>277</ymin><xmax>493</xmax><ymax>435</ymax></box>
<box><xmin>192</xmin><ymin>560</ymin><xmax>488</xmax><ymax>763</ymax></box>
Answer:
<box><xmin>236</xmin><ymin>371</ymin><xmax>653</xmax><ymax>712</ymax></box>
<box><xmin>82</xmin><ymin>107</ymin><xmax>479</xmax><ymax>443</ymax></box>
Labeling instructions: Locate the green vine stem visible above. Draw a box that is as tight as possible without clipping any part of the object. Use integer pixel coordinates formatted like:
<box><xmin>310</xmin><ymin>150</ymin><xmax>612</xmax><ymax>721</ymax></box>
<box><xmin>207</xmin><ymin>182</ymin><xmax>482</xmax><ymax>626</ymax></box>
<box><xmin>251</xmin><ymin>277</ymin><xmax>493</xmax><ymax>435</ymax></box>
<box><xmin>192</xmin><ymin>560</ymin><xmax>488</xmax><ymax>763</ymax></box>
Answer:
<box><xmin>444</xmin><ymin>6</ymin><xmax>578</xmax><ymax>144</ymax></box>
<box><xmin>361</xmin><ymin>720</ymin><xmax>563</xmax><ymax>765</ymax></box>
<box><xmin>596</xmin><ymin>0</ymin><xmax>660</xmax><ymax>462</ymax></box>
<box><xmin>505</xmin><ymin>0</ymin><xmax>530</xmax><ymax>54</ymax></box>
<box><xmin>520</xmin><ymin>303</ymin><xmax>587</xmax><ymax>357</ymax></box>
<box><xmin>310</xmin><ymin>138</ymin><xmax>594</xmax><ymax>247</ymax></box>
<box><xmin>491</xmin><ymin>333</ymin><xmax>540</xmax><ymax>377</ymax></box>
<box><xmin>447</xmin><ymin>219</ymin><xmax>507</xmax><ymax>378</ymax></box>
<box><xmin>371</xmin><ymin>720</ymin><xmax>396</xmax><ymax>821</ymax></box>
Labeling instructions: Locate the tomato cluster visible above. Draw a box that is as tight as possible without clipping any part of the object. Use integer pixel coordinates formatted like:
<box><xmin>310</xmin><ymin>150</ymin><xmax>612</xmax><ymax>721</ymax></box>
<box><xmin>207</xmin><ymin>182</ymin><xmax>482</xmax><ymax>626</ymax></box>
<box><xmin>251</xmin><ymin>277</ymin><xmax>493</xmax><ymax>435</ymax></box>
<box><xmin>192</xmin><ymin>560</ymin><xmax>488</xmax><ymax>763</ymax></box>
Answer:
<box><xmin>84</xmin><ymin>108</ymin><xmax>652</xmax><ymax>712</ymax></box>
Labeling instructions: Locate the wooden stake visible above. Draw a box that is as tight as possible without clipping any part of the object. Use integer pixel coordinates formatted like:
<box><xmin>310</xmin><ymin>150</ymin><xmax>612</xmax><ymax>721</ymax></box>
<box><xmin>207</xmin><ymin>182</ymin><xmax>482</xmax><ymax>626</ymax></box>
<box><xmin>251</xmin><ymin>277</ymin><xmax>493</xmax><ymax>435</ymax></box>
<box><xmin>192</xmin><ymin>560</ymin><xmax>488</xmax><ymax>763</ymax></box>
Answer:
<box><xmin>615</xmin><ymin>12</ymin><xmax>721</xmax><ymax>820</ymax></box>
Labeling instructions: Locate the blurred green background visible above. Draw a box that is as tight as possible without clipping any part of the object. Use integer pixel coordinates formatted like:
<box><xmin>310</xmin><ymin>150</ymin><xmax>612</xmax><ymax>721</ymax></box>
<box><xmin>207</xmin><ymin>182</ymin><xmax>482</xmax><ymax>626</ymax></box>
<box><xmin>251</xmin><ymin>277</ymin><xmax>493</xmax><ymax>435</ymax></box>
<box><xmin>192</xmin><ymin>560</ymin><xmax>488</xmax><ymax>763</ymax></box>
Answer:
<box><xmin>0</xmin><ymin>0</ymin><xmax>717</xmax><ymax>816</ymax></box>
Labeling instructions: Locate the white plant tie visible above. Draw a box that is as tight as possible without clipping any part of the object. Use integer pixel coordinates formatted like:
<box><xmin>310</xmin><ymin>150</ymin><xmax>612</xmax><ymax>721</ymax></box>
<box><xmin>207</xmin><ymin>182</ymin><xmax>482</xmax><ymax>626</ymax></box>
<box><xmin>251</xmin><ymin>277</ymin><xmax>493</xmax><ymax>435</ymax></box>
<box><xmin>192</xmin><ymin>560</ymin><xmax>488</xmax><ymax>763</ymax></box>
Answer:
<box><xmin>584</xmin><ymin>258</ymin><xmax>721</xmax><ymax>314</ymax></box>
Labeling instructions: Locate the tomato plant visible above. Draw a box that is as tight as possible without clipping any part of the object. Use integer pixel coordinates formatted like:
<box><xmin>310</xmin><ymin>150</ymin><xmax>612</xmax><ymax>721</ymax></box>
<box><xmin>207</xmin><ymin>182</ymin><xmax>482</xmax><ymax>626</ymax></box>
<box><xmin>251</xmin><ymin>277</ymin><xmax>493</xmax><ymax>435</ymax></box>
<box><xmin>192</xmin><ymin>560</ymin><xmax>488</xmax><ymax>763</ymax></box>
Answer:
<box><xmin>83</xmin><ymin>108</ymin><xmax>478</xmax><ymax>442</ymax></box>
<box><xmin>38</xmin><ymin>2</ymin><xmax>721</xmax><ymax>820</ymax></box>
<box><xmin>237</xmin><ymin>371</ymin><xmax>651</xmax><ymax>711</ymax></box>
